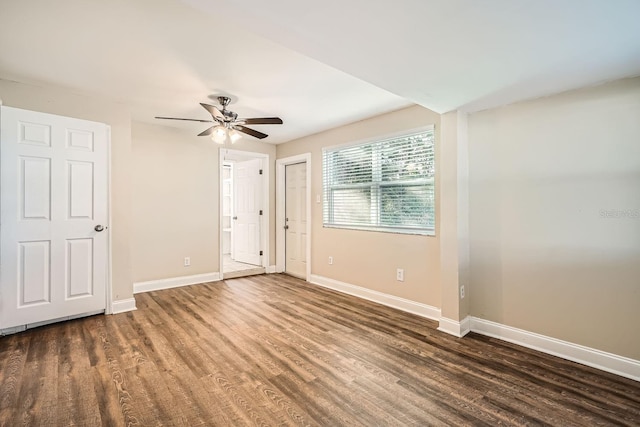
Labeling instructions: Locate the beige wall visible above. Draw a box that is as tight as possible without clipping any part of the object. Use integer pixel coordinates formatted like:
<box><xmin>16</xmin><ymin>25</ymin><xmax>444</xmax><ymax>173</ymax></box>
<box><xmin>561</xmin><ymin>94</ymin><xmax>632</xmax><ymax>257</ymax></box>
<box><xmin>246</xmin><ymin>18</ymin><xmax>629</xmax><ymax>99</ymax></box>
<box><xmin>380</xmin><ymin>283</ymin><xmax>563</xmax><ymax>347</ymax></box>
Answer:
<box><xmin>277</xmin><ymin>105</ymin><xmax>442</xmax><ymax>307</ymax></box>
<box><xmin>439</xmin><ymin>111</ymin><xmax>470</xmax><ymax>322</ymax></box>
<box><xmin>0</xmin><ymin>78</ymin><xmax>133</xmax><ymax>301</ymax></box>
<box><xmin>468</xmin><ymin>77</ymin><xmax>640</xmax><ymax>359</ymax></box>
<box><xmin>131</xmin><ymin>122</ymin><xmax>277</xmax><ymax>282</ymax></box>
<box><xmin>131</xmin><ymin>122</ymin><xmax>218</xmax><ymax>281</ymax></box>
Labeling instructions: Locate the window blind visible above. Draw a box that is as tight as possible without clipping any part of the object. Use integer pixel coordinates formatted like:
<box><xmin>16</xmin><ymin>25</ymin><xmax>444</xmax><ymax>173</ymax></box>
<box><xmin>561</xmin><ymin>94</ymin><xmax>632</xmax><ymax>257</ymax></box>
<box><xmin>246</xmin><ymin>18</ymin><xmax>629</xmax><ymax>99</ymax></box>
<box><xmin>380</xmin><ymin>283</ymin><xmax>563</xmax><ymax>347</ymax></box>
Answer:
<box><xmin>322</xmin><ymin>127</ymin><xmax>435</xmax><ymax>235</ymax></box>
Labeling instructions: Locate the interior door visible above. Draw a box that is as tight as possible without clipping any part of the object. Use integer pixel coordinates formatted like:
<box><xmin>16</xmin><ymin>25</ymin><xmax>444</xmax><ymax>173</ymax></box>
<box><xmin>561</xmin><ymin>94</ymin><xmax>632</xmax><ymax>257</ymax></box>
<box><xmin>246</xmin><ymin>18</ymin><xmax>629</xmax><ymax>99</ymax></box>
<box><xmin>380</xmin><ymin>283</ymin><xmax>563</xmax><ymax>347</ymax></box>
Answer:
<box><xmin>0</xmin><ymin>106</ymin><xmax>108</xmax><ymax>329</ymax></box>
<box><xmin>285</xmin><ymin>162</ymin><xmax>307</xmax><ymax>278</ymax></box>
<box><xmin>232</xmin><ymin>158</ymin><xmax>262</xmax><ymax>266</ymax></box>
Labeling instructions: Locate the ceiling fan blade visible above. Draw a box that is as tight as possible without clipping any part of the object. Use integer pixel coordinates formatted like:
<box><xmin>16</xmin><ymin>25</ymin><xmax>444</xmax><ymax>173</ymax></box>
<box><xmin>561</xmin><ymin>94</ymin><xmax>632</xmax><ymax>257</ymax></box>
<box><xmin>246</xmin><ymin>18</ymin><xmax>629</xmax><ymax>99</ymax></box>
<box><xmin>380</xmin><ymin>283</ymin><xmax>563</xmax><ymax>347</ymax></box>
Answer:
<box><xmin>242</xmin><ymin>117</ymin><xmax>283</xmax><ymax>125</ymax></box>
<box><xmin>155</xmin><ymin>116</ymin><xmax>213</xmax><ymax>123</ymax></box>
<box><xmin>200</xmin><ymin>103</ymin><xmax>225</xmax><ymax>122</ymax></box>
<box><xmin>236</xmin><ymin>125</ymin><xmax>268</xmax><ymax>139</ymax></box>
<box><xmin>198</xmin><ymin>126</ymin><xmax>215</xmax><ymax>137</ymax></box>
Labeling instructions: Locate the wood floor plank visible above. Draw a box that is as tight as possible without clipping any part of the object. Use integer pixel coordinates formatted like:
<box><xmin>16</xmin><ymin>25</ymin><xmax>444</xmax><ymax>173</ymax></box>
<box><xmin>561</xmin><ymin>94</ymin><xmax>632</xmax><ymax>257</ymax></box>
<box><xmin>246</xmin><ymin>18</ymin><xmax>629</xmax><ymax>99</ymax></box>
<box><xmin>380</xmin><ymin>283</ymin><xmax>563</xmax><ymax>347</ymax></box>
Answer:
<box><xmin>0</xmin><ymin>335</ymin><xmax>29</xmax><ymax>423</ymax></box>
<box><xmin>0</xmin><ymin>273</ymin><xmax>639</xmax><ymax>426</ymax></box>
<box><xmin>11</xmin><ymin>325</ymin><xmax>59</xmax><ymax>426</ymax></box>
<box><xmin>90</xmin><ymin>315</ymin><xmax>144</xmax><ymax>426</ymax></box>
<box><xmin>56</xmin><ymin>320</ymin><xmax>103</xmax><ymax>426</ymax></box>
<box><xmin>124</xmin><ymin>307</ymin><xmax>224</xmax><ymax>426</ymax></box>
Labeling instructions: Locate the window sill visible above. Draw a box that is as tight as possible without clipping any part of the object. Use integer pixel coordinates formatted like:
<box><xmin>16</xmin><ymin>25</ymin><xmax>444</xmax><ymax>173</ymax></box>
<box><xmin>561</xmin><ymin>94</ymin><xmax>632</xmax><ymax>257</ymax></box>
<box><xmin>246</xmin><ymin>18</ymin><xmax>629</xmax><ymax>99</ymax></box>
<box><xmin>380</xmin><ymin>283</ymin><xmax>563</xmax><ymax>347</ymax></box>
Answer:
<box><xmin>323</xmin><ymin>224</ymin><xmax>435</xmax><ymax>236</ymax></box>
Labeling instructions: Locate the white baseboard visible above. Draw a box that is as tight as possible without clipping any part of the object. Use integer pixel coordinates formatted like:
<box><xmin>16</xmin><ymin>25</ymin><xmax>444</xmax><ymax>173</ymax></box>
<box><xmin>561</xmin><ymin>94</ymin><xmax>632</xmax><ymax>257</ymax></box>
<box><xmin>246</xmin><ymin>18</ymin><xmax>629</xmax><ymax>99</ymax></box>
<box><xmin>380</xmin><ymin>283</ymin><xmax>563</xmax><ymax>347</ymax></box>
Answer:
<box><xmin>307</xmin><ymin>273</ymin><xmax>639</xmax><ymax>381</ymax></box>
<box><xmin>438</xmin><ymin>316</ymin><xmax>471</xmax><ymax>338</ymax></box>
<box><xmin>309</xmin><ymin>274</ymin><xmax>441</xmax><ymax>321</ymax></box>
<box><xmin>111</xmin><ymin>298</ymin><xmax>137</xmax><ymax>314</ymax></box>
<box><xmin>266</xmin><ymin>265</ymin><xmax>277</xmax><ymax>274</ymax></box>
<box><xmin>133</xmin><ymin>272</ymin><xmax>221</xmax><ymax>294</ymax></box>
<box><xmin>470</xmin><ymin>317</ymin><xmax>640</xmax><ymax>382</ymax></box>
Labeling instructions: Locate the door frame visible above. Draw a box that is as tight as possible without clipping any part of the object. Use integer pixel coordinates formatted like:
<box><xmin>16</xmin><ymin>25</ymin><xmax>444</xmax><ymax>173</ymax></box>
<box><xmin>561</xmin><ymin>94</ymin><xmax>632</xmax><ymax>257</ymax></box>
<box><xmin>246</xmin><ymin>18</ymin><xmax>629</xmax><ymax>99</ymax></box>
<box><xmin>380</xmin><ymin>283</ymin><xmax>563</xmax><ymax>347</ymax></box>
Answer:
<box><xmin>105</xmin><ymin>126</ymin><xmax>113</xmax><ymax>314</ymax></box>
<box><xmin>0</xmin><ymin>101</ymin><xmax>113</xmax><ymax>323</ymax></box>
<box><xmin>219</xmin><ymin>148</ymin><xmax>269</xmax><ymax>279</ymax></box>
<box><xmin>276</xmin><ymin>153</ymin><xmax>311</xmax><ymax>281</ymax></box>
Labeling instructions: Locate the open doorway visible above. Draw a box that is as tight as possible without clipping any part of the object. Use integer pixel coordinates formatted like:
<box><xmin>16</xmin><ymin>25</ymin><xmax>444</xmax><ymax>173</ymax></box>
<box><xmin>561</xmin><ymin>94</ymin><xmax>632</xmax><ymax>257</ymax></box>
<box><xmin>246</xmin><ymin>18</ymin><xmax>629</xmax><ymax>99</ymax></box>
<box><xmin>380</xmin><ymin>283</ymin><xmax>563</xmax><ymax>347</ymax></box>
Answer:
<box><xmin>220</xmin><ymin>149</ymin><xmax>269</xmax><ymax>279</ymax></box>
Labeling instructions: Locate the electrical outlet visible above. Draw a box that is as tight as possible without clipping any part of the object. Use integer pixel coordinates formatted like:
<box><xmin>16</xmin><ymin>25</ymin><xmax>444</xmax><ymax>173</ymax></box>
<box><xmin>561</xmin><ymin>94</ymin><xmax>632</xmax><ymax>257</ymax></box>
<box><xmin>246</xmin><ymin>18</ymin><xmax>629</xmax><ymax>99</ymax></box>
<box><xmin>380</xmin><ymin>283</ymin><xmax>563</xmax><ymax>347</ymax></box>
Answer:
<box><xmin>328</xmin><ymin>256</ymin><xmax>333</xmax><ymax>265</ymax></box>
<box><xmin>396</xmin><ymin>268</ymin><xmax>404</xmax><ymax>282</ymax></box>
<box><xmin>184</xmin><ymin>257</ymin><xmax>191</xmax><ymax>267</ymax></box>
<box><xmin>460</xmin><ymin>285</ymin><xmax>465</xmax><ymax>299</ymax></box>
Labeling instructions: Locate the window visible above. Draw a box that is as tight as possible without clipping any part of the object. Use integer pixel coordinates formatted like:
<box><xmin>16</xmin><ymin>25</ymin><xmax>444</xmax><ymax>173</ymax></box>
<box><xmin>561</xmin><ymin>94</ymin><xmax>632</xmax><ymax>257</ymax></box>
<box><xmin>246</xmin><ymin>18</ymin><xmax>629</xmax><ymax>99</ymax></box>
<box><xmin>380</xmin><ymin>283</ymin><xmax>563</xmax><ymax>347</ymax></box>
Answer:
<box><xmin>323</xmin><ymin>127</ymin><xmax>435</xmax><ymax>235</ymax></box>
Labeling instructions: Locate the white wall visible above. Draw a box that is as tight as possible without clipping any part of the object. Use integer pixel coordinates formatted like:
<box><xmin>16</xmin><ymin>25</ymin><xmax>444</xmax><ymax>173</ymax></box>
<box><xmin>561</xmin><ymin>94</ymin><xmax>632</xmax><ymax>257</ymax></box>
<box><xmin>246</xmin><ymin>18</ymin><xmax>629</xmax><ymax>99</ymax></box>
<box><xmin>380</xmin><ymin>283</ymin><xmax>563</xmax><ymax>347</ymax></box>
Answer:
<box><xmin>468</xmin><ymin>77</ymin><xmax>640</xmax><ymax>359</ymax></box>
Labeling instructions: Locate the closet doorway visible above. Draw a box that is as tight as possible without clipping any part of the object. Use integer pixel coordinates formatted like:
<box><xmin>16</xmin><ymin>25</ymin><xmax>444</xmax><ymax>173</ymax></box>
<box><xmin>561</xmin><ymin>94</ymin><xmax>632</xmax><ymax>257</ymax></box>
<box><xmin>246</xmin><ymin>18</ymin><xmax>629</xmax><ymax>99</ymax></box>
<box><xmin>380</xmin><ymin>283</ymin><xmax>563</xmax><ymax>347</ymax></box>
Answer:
<box><xmin>276</xmin><ymin>153</ymin><xmax>311</xmax><ymax>281</ymax></box>
<box><xmin>220</xmin><ymin>149</ymin><xmax>268</xmax><ymax>279</ymax></box>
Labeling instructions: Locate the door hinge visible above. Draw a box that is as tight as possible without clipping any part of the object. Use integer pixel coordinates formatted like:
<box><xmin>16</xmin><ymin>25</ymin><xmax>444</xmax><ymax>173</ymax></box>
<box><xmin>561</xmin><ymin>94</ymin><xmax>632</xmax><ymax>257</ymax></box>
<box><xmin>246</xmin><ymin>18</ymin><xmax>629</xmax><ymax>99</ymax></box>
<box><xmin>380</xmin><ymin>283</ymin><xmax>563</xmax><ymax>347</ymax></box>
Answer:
<box><xmin>259</xmin><ymin>169</ymin><xmax>263</xmax><ymax>175</ymax></box>
<box><xmin>259</xmin><ymin>210</ymin><xmax>263</xmax><ymax>215</ymax></box>
<box><xmin>259</xmin><ymin>250</ymin><xmax>263</xmax><ymax>256</ymax></box>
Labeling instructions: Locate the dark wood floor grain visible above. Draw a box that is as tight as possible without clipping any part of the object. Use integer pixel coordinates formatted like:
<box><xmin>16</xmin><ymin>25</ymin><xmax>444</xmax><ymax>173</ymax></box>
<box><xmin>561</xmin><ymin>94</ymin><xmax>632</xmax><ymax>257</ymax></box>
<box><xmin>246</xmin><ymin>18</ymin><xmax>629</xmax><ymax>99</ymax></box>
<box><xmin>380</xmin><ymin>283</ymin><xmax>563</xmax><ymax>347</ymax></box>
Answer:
<box><xmin>1</xmin><ymin>274</ymin><xmax>639</xmax><ymax>426</ymax></box>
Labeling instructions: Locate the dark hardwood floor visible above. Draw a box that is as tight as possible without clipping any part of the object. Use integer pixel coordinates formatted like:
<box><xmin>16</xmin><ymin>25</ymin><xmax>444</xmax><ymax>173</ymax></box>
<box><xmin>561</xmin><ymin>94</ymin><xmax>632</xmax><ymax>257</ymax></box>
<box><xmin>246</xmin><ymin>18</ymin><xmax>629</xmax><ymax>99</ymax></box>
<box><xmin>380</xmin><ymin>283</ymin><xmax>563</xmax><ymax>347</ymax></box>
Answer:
<box><xmin>1</xmin><ymin>274</ymin><xmax>639</xmax><ymax>426</ymax></box>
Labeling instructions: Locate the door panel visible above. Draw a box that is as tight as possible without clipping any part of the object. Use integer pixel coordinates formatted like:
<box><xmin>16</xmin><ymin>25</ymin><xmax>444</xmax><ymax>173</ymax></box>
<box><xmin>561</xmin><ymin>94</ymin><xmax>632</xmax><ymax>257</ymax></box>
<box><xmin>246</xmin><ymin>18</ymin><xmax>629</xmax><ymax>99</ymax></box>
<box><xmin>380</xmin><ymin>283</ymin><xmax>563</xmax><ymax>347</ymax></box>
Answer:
<box><xmin>1</xmin><ymin>106</ymin><xmax>108</xmax><ymax>329</ymax></box>
<box><xmin>67</xmin><ymin>128</ymin><xmax>94</xmax><ymax>151</ymax></box>
<box><xmin>68</xmin><ymin>161</ymin><xmax>94</xmax><ymax>219</ymax></box>
<box><xmin>232</xmin><ymin>158</ymin><xmax>262</xmax><ymax>266</ymax></box>
<box><xmin>18</xmin><ymin>241</ymin><xmax>51</xmax><ymax>306</ymax></box>
<box><xmin>66</xmin><ymin>238</ymin><xmax>94</xmax><ymax>298</ymax></box>
<box><xmin>285</xmin><ymin>162</ymin><xmax>307</xmax><ymax>278</ymax></box>
<box><xmin>19</xmin><ymin>121</ymin><xmax>51</xmax><ymax>146</ymax></box>
<box><xmin>20</xmin><ymin>156</ymin><xmax>51</xmax><ymax>220</ymax></box>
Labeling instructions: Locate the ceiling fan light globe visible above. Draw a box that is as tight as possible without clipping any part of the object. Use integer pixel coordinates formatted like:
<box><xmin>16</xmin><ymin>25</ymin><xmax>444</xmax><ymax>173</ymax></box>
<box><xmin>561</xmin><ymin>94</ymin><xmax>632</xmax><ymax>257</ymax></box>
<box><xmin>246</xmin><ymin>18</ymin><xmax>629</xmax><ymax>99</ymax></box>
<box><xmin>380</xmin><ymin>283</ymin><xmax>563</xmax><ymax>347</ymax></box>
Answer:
<box><xmin>211</xmin><ymin>125</ymin><xmax>227</xmax><ymax>144</ymax></box>
<box><xmin>229</xmin><ymin>129</ymin><xmax>242</xmax><ymax>144</ymax></box>
<box><xmin>213</xmin><ymin>125</ymin><xmax>227</xmax><ymax>137</ymax></box>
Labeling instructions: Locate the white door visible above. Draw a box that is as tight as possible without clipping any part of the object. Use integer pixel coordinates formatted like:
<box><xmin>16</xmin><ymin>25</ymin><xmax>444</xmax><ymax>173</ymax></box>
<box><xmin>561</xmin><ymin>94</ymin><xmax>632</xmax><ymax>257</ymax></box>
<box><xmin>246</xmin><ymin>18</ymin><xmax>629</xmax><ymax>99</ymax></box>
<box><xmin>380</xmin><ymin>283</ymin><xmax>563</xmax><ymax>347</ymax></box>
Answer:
<box><xmin>232</xmin><ymin>158</ymin><xmax>262</xmax><ymax>266</ymax></box>
<box><xmin>0</xmin><ymin>106</ymin><xmax>108</xmax><ymax>329</ymax></box>
<box><xmin>285</xmin><ymin>162</ymin><xmax>307</xmax><ymax>278</ymax></box>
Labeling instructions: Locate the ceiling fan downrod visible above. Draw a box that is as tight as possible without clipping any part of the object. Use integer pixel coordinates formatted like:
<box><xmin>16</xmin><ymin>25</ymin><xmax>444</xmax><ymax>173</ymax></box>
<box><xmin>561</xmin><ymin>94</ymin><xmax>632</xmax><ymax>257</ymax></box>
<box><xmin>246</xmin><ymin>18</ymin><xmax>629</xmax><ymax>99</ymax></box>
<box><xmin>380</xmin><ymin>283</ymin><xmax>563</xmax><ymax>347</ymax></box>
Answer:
<box><xmin>217</xmin><ymin>96</ymin><xmax>231</xmax><ymax>108</ymax></box>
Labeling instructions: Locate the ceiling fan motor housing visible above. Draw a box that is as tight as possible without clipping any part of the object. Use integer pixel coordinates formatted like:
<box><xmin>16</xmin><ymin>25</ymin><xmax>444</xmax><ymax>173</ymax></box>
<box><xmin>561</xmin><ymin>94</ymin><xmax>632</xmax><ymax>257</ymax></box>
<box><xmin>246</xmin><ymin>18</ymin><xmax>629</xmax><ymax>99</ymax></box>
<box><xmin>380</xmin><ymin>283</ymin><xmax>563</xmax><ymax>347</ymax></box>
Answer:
<box><xmin>224</xmin><ymin>110</ymin><xmax>238</xmax><ymax>121</ymax></box>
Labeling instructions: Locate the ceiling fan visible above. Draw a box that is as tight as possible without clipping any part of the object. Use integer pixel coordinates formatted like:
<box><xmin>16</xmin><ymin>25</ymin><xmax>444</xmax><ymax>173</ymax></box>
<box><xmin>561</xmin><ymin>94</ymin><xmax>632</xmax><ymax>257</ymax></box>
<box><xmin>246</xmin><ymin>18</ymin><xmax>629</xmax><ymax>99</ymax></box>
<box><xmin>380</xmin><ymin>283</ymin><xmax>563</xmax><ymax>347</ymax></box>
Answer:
<box><xmin>155</xmin><ymin>96</ymin><xmax>283</xmax><ymax>143</ymax></box>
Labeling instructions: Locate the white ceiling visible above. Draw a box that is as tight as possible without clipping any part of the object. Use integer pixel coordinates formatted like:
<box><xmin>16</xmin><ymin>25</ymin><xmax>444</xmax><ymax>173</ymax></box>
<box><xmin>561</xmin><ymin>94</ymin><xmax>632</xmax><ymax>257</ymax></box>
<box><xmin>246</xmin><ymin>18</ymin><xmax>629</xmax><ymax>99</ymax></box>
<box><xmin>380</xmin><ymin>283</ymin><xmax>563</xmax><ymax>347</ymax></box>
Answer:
<box><xmin>1</xmin><ymin>0</ymin><xmax>639</xmax><ymax>144</ymax></box>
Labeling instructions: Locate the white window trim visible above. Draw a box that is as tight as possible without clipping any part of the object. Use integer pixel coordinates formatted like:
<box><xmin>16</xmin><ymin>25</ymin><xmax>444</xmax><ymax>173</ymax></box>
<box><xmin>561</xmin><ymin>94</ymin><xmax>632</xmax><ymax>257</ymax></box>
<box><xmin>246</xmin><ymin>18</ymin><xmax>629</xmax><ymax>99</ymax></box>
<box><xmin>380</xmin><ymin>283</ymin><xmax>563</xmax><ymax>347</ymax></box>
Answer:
<box><xmin>322</xmin><ymin>125</ymin><xmax>436</xmax><ymax>236</ymax></box>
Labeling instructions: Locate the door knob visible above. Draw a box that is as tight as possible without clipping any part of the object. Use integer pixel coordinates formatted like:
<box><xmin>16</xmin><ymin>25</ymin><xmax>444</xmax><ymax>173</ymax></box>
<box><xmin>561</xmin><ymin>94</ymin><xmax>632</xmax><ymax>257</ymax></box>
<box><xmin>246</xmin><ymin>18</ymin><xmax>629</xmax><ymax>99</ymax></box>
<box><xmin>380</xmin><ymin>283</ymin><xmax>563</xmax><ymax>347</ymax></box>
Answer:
<box><xmin>94</xmin><ymin>225</ymin><xmax>105</xmax><ymax>232</ymax></box>
<box><xmin>284</xmin><ymin>225</ymin><xmax>289</xmax><ymax>230</ymax></box>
